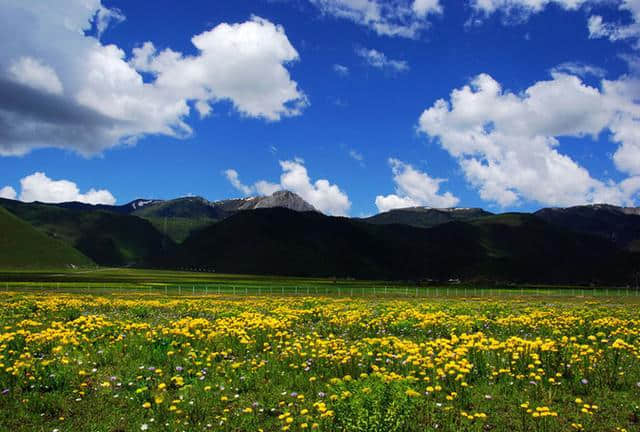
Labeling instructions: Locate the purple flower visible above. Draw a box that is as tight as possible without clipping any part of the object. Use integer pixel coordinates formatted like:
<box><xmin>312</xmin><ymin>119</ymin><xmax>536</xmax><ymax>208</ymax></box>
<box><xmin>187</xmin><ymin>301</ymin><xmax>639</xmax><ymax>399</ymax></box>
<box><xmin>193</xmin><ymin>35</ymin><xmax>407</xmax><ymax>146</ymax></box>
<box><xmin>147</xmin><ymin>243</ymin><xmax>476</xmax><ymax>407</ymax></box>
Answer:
<box><xmin>1</xmin><ymin>389</ymin><xmax>9</xmax><ymax>395</ymax></box>
<box><xmin>317</xmin><ymin>392</ymin><xmax>326</xmax><ymax>398</ymax></box>
<box><xmin>581</xmin><ymin>378</ymin><xmax>589</xmax><ymax>385</ymax></box>
<box><xmin>175</xmin><ymin>366</ymin><xmax>183</xmax><ymax>372</ymax></box>
<box><xmin>290</xmin><ymin>392</ymin><xmax>298</xmax><ymax>398</ymax></box>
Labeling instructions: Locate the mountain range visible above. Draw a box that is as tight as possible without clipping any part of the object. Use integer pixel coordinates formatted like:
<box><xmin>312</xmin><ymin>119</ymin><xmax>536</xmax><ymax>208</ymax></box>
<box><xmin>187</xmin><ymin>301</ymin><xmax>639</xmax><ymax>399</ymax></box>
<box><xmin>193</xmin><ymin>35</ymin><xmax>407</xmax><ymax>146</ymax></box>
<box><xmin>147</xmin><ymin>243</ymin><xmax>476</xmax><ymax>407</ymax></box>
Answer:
<box><xmin>1</xmin><ymin>191</ymin><xmax>639</xmax><ymax>285</ymax></box>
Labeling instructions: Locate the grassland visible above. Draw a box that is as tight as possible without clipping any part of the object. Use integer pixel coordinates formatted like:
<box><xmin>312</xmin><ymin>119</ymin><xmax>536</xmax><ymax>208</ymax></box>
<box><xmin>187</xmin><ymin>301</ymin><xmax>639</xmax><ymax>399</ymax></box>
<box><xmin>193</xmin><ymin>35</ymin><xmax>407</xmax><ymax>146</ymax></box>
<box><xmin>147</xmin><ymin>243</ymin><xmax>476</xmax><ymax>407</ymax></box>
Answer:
<box><xmin>0</xmin><ymin>207</ymin><xmax>93</xmax><ymax>269</ymax></box>
<box><xmin>1</xmin><ymin>281</ymin><xmax>639</xmax><ymax>431</ymax></box>
<box><xmin>0</xmin><ymin>267</ymin><xmax>638</xmax><ymax>298</ymax></box>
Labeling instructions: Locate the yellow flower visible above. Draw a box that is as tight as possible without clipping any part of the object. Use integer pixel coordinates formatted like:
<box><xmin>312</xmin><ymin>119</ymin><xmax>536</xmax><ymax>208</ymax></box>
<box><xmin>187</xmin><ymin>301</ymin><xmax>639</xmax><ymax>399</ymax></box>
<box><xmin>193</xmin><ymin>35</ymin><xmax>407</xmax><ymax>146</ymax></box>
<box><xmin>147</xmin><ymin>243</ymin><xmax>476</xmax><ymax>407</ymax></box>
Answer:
<box><xmin>406</xmin><ymin>388</ymin><xmax>421</xmax><ymax>397</ymax></box>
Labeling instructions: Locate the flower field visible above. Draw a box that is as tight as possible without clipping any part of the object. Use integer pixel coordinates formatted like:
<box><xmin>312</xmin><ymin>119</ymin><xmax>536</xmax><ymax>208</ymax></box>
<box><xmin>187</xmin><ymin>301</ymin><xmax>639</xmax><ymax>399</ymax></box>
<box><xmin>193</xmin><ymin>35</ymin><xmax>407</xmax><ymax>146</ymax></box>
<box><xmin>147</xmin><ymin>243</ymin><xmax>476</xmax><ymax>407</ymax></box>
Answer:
<box><xmin>1</xmin><ymin>291</ymin><xmax>639</xmax><ymax>431</ymax></box>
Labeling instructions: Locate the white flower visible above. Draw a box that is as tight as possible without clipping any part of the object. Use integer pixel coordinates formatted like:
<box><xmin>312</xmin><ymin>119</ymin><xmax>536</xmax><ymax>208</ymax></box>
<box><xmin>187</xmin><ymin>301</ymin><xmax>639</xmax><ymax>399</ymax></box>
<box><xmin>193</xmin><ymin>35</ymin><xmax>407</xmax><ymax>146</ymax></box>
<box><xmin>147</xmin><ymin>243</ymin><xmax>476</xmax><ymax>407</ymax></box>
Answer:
<box><xmin>140</xmin><ymin>424</ymin><xmax>148</xmax><ymax>431</ymax></box>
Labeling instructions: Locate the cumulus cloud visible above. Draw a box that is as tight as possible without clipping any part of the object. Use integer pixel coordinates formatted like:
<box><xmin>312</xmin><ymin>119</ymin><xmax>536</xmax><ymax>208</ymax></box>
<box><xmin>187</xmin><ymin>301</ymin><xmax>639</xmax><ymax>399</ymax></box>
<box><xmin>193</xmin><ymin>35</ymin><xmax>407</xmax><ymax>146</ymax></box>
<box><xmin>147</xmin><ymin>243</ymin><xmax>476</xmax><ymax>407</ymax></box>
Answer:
<box><xmin>225</xmin><ymin>158</ymin><xmax>351</xmax><ymax>215</ymax></box>
<box><xmin>12</xmin><ymin>172</ymin><xmax>116</xmax><ymax>205</ymax></box>
<box><xmin>375</xmin><ymin>158</ymin><xmax>459</xmax><ymax>212</ymax></box>
<box><xmin>8</xmin><ymin>57</ymin><xmax>64</xmax><ymax>95</ymax></box>
<box><xmin>254</xmin><ymin>180</ymin><xmax>282</xmax><ymax>196</ymax></box>
<box><xmin>0</xmin><ymin>186</ymin><xmax>17</xmax><ymax>200</ymax></box>
<box><xmin>0</xmin><ymin>1</ymin><xmax>307</xmax><ymax>156</ymax></box>
<box><xmin>417</xmin><ymin>72</ymin><xmax>640</xmax><ymax>207</ymax></box>
<box><xmin>309</xmin><ymin>0</ymin><xmax>442</xmax><ymax>38</ymax></box>
<box><xmin>356</xmin><ymin>48</ymin><xmax>409</xmax><ymax>72</ymax></box>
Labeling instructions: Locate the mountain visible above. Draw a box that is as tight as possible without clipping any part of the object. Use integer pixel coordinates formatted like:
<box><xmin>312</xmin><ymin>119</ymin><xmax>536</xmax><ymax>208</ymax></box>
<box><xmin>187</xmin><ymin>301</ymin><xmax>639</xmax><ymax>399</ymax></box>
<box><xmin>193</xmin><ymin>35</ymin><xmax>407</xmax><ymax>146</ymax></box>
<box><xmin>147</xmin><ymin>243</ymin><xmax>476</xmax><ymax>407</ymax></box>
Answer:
<box><xmin>0</xmin><ymin>191</ymin><xmax>319</xmax><ymax>250</ymax></box>
<box><xmin>0</xmin><ymin>206</ymin><xmax>92</xmax><ymax>269</ymax></box>
<box><xmin>177</xmin><ymin>207</ymin><xmax>483</xmax><ymax>280</ymax></box>
<box><xmin>3</xmin><ymin>192</ymin><xmax>639</xmax><ymax>284</ymax></box>
<box><xmin>467</xmin><ymin>213</ymin><xmax>636</xmax><ymax>282</ymax></box>
<box><xmin>177</xmin><ymin>207</ymin><xmax>637</xmax><ymax>284</ymax></box>
<box><xmin>363</xmin><ymin>207</ymin><xmax>493</xmax><ymax>228</ymax></box>
<box><xmin>535</xmin><ymin>204</ymin><xmax>640</xmax><ymax>251</ymax></box>
<box><xmin>0</xmin><ymin>198</ymin><xmax>174</xmax><ymax>267</ymax></box>
<box><xmin>123</xmin><ymin>191</ymin><xmax>317</xmax><ymax>242</ymax></box>
<box><xmin>237</xmin><ymin>190</ymin><xmax>317</xmax><ymax>212</ymax></box>
<box><xmin>129</xmin><ymin>196</ymin><xmax>226</xmax><ymax>243</ymax></box>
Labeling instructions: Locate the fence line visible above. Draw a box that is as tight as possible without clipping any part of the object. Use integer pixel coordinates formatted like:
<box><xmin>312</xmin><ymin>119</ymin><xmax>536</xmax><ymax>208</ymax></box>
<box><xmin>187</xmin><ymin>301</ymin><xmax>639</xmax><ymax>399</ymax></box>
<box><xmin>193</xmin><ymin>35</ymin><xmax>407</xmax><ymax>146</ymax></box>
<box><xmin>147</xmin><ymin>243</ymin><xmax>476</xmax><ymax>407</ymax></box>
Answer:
<box><xmin>1</xmin><ymin>281</ymin><xmax>640</xmax><ymax>300</ymax></box>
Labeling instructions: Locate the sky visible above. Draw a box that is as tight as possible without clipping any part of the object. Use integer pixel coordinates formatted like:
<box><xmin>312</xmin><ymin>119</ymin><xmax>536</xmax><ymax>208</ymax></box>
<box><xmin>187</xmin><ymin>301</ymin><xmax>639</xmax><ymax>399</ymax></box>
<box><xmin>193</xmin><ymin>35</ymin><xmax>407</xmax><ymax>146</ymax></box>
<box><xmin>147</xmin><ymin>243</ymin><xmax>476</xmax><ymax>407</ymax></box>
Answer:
<box><xmin>1</xmin><ymin>0</ymin><xmax>640</xmax><ymax>216</ymax></box>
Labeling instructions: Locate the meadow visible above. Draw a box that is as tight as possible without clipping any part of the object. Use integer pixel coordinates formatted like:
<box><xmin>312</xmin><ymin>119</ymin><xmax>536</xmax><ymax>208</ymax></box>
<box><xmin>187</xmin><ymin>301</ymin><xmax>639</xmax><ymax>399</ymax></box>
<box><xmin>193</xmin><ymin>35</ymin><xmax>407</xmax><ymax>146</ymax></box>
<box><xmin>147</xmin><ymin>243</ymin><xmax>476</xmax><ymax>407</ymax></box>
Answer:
<box><xmin>1</xmin><ymin>286</ymin><xmax>639</xmax><ymax>431</ymax></box>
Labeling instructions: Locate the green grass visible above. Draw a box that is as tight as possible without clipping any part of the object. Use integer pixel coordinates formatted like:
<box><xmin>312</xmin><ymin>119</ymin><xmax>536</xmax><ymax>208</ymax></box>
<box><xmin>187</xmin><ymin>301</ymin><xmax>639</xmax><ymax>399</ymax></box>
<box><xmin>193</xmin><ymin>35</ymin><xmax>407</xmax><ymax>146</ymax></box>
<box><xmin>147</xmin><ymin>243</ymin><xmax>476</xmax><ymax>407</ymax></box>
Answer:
<box><xmin>0</xmin><ymin>267</ymin><xmax>639</xmax><ymax>300</ymax></box>
<box><xmin>0</xmin><ymin>206</ymin><xmax>93</xmax><ymax>269</ymax></box>
<box><xmin>0</xmin><ymin>289</ymin><xmax>639</xmax><ymax>431</ymax></box>
<box><xmin>0</xmin><ymin>199</ymin><xmax>172</xmax><ymax>266</ymax></box>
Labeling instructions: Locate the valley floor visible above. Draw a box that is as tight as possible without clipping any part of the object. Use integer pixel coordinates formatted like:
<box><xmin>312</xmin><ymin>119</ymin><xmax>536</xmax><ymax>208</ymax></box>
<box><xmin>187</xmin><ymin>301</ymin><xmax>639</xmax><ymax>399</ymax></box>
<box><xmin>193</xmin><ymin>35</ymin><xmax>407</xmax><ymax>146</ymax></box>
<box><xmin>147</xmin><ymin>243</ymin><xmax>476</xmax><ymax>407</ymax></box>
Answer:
<box><xmin>0</xmin><ymin>286</ymin><xmax>639</xmax><ymax>431</ymax></box>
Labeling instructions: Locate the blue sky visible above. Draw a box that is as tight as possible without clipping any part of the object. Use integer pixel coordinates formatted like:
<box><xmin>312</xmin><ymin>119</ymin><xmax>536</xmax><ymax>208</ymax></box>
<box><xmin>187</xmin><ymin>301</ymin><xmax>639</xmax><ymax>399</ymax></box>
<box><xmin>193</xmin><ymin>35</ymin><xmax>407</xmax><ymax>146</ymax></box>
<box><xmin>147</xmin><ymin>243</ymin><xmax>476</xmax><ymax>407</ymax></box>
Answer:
<box><xmin>1</xmin><ymin>0</ymin><xmax>640</xmax><ymax>216</ymax></box>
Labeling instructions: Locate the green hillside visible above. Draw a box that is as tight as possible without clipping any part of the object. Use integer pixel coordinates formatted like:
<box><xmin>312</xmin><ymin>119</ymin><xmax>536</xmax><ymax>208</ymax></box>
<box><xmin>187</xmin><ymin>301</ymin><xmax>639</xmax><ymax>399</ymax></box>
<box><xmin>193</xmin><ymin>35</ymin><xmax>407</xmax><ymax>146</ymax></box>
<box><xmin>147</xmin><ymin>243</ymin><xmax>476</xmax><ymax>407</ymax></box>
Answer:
<box><xmin>0</xmin><ymin>206</ymin><xmax>92</xmax><ymax>269</ymax></box>
<box><xmin>143</xmin><ymin>217</ymin><xmax>217</xmax><ymax>243</ymax></box>
<box><xmin>0</xmin><ymin>199</ymin><xmax>175</xmax><ymax>267</ymax></box>
<box><xmin>131</xmin><ymin>197</ymin><xmax>222</xmax><ymax>242</ymax></box>
<box><xmin>178</xmin><ymin>207</ymin><xmax>637</xmax><ymax>285</ymax></box>
<box><xmin>363</xmin><ymin>207</ymin><xmax>493</xmax><ymax>228</ymax></box>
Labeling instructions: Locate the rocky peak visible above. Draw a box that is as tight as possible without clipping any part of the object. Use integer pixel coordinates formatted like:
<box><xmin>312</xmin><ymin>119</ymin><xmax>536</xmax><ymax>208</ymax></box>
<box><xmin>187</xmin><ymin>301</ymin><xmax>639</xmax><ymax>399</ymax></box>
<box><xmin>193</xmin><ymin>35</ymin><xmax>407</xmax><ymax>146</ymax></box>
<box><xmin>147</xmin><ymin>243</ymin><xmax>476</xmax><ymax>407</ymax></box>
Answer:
<box><xmin>239</xmin><ymin>190</ymin><xmax>317</xmax><ymax>212</ymax></box>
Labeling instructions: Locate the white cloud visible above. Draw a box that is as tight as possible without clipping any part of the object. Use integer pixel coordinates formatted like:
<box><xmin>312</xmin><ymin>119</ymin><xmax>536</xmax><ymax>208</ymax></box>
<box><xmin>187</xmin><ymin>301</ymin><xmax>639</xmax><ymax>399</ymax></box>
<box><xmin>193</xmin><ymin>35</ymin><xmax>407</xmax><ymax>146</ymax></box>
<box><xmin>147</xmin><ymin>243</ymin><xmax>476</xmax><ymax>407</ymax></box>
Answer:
<box><xmin>588</xmin><ymin>1</ymin><xmax>640</xmax><ymax>45</ymax></box>
<box><xmin>333</xmin><ymin>64</ymin><xmax>350</xmax><ymax>76</ymax></box>
<box><xmin>552</xmin><ymin>61</ymin><xmax>606</xmax><ymax>78</ymax></box>
<box><xmin>469</xmin><ymin>0</ymin><xmax>587</xmax><ymax>16</ymax></box>
<box><xmin>224</xmin><ymin>169</ymin><xmax>253</xmax><ymax>195</ymax></box>
<box><xmin>470</xmin><ymin>0</ymin><xmax>640</xmax><ymax>47</ymax></box>
<box><xmin>17</xmin><ymin>172</ymin><xmax>116</xmax><ymax>205</ymax></box>
<box><xmin>417</xmin><ymin>72</ymin><xmax>640</xmax><ymax>207</ymax></box>
<box><xmin>225</xmin><ymin>158</ymin><xmax>351</xmax><ymax>215</ymax></box>
<box><xmin>309</xmin><ymin>0</ymin><xmax>442</xmax><ymax>38</ymax></box>
<box><xmin>130</xmin><ymin>17</ymin><xmax>308</xmax><ymax>121</ymax></box>
<box><xmin>8</xmin><ymin>57</ymin><xmax>64</xmax><ymax>95</ymax></box>
<box><xmin>0</xmin><ymin>2</ymin><xmax>307</xmax><ymax>156</ymax></box>
<box><xmin>412</xmin><ymin>0</ymin><xmax>443</xmax><ymax>17</ymax></box>
<box><xmin>254</xmin><ymin>180</ymin><xmax>282</xmax><ymax>196</ymax></box>
<box><xmin>349</xmin><ymin>149</ymin><xmax>364</xmax><ymax>161</ymax></box>
<box><xmin>356</xmin><ymin>48</ymin><xmax>409</xmax><ymax>72</ymax></box>
<box><xmin>95</xmin><ymin>4</ymin><xmax>125</xmax><ymax>38</ymax></box>
<box><xmin>0</xmin><ymin>186</ymin><xmax>17</xmax><ymax>200</ymax></box>
<box><xmin>375</xmin><ymin>158</ymin><xmax>459</xmax><ymax>212</ymax></box>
